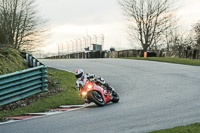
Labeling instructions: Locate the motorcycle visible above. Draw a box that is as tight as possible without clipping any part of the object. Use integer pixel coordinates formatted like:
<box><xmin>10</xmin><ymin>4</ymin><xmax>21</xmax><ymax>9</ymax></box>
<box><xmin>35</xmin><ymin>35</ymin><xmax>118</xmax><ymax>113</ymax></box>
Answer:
<box><xmin>80</xmin><ymin>79</ymin><xmax>119</xmax><ymax>106</ymax></box>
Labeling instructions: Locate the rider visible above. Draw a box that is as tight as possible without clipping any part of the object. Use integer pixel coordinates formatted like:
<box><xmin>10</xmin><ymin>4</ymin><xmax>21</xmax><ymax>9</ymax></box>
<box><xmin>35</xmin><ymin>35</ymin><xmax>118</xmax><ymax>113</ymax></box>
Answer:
<box><xmin>75</xmin><ymin>69</ymin><xmax>112</xmax><ymax>92</ymax></box>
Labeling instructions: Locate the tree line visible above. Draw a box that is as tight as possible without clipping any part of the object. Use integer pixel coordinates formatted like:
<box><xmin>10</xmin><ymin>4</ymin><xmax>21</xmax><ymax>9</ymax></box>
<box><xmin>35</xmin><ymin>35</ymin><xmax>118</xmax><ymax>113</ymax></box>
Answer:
<box><xmin>119</xmin><ymin>0</ymin><xmax>200</xmax><ymax>52</ymax></box>
<box><xmin>0</xmin><ymin>0</ymin><xmax>47</xmax><ymax>52</ymax></box>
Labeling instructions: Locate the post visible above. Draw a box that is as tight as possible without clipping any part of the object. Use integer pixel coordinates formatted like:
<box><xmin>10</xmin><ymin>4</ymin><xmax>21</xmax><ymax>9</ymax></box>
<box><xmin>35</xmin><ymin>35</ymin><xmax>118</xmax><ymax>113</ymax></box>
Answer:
<box><xmin>37</xmin><ymin>62</ymin><xmax>40</xmax><ymax>66</ymax></box>
<box><xmin>26</xmin><ymin>54</ymin><xmax>29</xmax><ymax>61</ymax></box>
<box><xmin>29</xmin><ymin>55</ymin><xmax>33</xmax><ymax>67</ymax></box>
<box><xmin>41</xmin><ymin>66</ymin><xmax>48</xmax><ymax>92</ymax></box>
<box><xmin>144</xmin><ymin>52</ymin><xmax>147</xmax><ymax>58</ymax></box>
<box><xmin>33</xmin><ymin>59</ymin><xmax>36</xmax><ymax>67</ymax></box>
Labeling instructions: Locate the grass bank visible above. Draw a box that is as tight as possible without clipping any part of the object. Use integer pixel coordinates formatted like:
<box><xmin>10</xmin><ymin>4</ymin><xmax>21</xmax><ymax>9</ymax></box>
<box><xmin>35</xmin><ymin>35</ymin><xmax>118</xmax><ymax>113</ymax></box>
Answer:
<box><xmin>0</xmin><ymin>48</ymin><xmax>28</xmax><ymax>75</ymax></box>
<box><xmin>121</xmin><ymin>57</ymin><xmax>200</xmax><ymax>66</ymax></box>
<box><xmin>0</xmin><ymin>68</ymin><xmax>84</xmax><ymax>121</ymax></box>
<box><xmin>150</xmin><ymin>123</ymin><xmax>200</xmax><ymax>133</ymax></box>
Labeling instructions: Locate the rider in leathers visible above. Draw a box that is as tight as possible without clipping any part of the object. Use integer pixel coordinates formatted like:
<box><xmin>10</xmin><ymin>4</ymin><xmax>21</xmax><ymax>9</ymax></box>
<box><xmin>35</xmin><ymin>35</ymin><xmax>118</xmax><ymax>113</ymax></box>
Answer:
<box><xmin>75</xmin><ymin>69</ymin><xmax>112</xmax><ymax>93</ymax></box>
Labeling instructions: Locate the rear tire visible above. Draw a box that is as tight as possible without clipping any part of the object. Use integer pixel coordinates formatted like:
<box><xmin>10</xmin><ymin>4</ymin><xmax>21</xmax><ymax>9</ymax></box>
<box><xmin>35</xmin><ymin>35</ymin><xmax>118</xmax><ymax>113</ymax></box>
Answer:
<box><xmin>111</xmin><ymin>91</ymin><xmax>119</xmax><ymax>103</ymax></box>
<box><xmin>89</xmin><ymin>91</ymin><xmax>105</xmax><ymax>106</ymax></box>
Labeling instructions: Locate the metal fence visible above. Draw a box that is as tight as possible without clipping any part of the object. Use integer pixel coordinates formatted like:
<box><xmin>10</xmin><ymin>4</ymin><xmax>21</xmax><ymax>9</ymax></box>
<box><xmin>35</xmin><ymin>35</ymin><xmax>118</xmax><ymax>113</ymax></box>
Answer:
<box><xmin>46</xmin><ymin>49</ymin><xmax>200</xmax><ymax>60</ymax></box>
<box><xmin>0</xmin><ymin>65</ymin><xmax>48</xmax><ymax>106</ymax></box>
<box><xmin>21</xmin><ymin>52</ymin><xmax>44</xmax><ymax>67</ymax></box>
<box><xmin>57</xmin><ymin>35</ymin><xmax>104</xmax><ymax>55</ymax></box>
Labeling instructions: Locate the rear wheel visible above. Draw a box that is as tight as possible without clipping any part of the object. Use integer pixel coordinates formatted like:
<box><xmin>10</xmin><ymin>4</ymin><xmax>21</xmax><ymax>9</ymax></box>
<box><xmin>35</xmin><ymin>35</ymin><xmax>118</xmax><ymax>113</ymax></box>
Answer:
<box><xmin>111</xmin><ymin>91</ymin><xmax>119</xmax><ymax>103</ymax></box>
<box><xmin>89</xmin><ymin>91</ymin><xmax>105</xmax><ymax>106</ymax></box>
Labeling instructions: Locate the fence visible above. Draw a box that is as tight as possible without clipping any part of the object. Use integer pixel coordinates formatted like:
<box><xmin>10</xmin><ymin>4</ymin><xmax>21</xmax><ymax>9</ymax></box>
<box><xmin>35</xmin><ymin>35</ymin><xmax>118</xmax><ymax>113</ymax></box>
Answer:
<box><xmin>46</xmin><ymin>49</ymin><xmax>200</xmax><ymax>60</ymax></box>
<box><xmin>47</xmin><ymin>50</ymin><xmax>152</xmax><ymax>59</ymax></box>
<box><xmin>0</xmin><ymin>65</ymin><xmax>47</xmax><ymax>106</ymax></box>
<box><xmin>57</xmin><ymin>35</ymin><xmax>104</xmax><ymax>55</ymax></box>
<box><xmin>21</xmin><ymin>52</ymin><xmax>44</xmax><ymax>67</ymax></box>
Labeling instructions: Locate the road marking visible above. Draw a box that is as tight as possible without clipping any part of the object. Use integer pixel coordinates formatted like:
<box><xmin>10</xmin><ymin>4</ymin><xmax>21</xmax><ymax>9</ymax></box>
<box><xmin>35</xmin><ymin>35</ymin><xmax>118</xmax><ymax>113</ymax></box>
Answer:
<box><xmin>47</xmin><ymin>108</ymin><xmax>75</xmax><ymax>111</ymax></box>
<box><xmin>60</xmin><ymin>105</ymin><xmax>85</xmax><ymax>108</ymax></box>
<box><xmin>5</xmin><ymin>116</ymin><xmax>39</xmax><ymax>120</ymax></box>
<box><xmin>0</xmin><ymin>103</ymin><xmax>94</xmax><ymax>125</ymax></box>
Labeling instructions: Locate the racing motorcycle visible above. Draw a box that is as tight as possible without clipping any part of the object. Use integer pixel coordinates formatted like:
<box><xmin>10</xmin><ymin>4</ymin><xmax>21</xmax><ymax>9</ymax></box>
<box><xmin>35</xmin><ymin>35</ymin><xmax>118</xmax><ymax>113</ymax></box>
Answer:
<box><xmin>80</xmin><ymin>79</ymin><xmax>119</xmax><ymax>106</ymax></box>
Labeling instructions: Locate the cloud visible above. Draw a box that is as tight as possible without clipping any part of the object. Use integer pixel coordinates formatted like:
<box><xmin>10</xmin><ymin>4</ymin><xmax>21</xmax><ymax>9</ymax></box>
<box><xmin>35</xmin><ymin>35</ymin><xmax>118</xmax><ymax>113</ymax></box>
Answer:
<box><xmin>43</xmin><ymin>22</ymin><xmax>129</xmax><ymax>52</ymax></box>
<box><xmin>177</xmin><ymin>0</ymin><xmax>200</xmax><ymax>27</ymax></box>
<box><xmin>37</xmin><ymin>0</ymin><xmax>121</xmax><ymax>26</ymax></box>
<box><xmin>38</xmin><ymin>0</ymin><xmax>200</xmax><ymax>53</ymax></box>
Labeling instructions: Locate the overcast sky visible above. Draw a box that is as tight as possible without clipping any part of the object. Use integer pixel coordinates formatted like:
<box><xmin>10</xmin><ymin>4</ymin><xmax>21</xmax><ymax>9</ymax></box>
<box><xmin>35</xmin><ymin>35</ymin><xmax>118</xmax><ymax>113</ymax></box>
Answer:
<box><xmin>36</xmin><ymin>0</ymin><xmax>200</xmax><ymax>53</ymax></box>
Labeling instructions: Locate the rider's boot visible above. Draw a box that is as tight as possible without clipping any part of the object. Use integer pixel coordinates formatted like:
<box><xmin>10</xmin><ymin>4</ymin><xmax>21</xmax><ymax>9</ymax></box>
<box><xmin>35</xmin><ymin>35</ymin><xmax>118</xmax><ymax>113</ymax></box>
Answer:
<box><xmin>105</xmin><ymin>83</ymin><xmax>114</xmax><ymax>96</ymax></box>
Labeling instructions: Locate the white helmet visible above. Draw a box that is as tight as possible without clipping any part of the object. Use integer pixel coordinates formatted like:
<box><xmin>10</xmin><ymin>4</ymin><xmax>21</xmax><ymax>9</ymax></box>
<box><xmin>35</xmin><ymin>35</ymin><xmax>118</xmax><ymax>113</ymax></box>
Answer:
<box><xmin>75</xmin><ymin>69</ymin><xmax>84</xmax><ymax>79</ymax></box>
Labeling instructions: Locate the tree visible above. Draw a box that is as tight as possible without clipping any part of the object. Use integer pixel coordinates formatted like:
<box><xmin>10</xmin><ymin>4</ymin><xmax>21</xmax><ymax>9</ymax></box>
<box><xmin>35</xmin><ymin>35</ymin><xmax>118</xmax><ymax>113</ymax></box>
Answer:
<box><xmin>119</xmin><ymin>0</ymin><xmax>176</xmax><ymax>51</ymax></box>
<box><xmin>0</xmin><ymin>0</ymin><xmax>48</xmax><ymax>52</ymax></box>
<box><xmin>193</xmin><ymin>21</ymin><xmax>200</xmax><ymax>50</ymax></box>
<box><xmin>175</xmin><ymin>21</ymin><xmax>200</xmax><ymax>52</ymax></box>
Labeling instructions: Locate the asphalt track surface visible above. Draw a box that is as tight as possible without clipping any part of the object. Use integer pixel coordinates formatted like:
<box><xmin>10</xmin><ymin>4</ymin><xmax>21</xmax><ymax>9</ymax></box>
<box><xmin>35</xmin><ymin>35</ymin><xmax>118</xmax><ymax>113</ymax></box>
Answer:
<box><xmin>1</xmin><ymin>59</ymin><xmax>200</xmax><ymax>133</ymax></box>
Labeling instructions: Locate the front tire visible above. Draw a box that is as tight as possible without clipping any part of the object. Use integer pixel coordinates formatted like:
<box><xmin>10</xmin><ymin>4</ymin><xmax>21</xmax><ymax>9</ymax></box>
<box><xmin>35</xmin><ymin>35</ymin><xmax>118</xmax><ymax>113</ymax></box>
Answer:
<box><xmin>111</xmin><ymin>91</ymin><xmax>119</xmax><ymax>103</ymax></box>
<box><xmin>89</xmin><ymin>91</ymin><xmax>105</xmax><ymax>106</ymax></box>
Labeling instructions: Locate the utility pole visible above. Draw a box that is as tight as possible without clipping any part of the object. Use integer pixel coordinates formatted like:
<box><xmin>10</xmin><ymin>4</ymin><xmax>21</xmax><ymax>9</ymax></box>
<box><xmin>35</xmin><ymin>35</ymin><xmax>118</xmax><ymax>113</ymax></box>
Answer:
<box><xmin>78</xmin><ymin>38</ymin><xmax>82</xmax><ymax>52</ymax></box>
<box><xmin>66</xmin><ymin>41</ymin><xmax>70</xmax><ymax>58</ymax></box>
<box><xmin>88</xmin><ymin>36</ymin><xmax>92</xmax><ymax>51</ymax></box>
<box><xmin>83</xmin><ymin>37</ymin><xmax>87</xmax><ymax>50</ymax></box>
<box><xmin>66</xmin><ymin>41</ymin><xmax>69</xmax><ymax>54</ymax></box>
<box><xmin>75</xmin><ymin>39</ymin><xmax>79</xmax><ymax>58</ymax></box>
<box><xmin>94</xmin><ymin>35</ymin><xmax>97</xmax><ymax>44</ymax></box>
<box><xmin>61</xmin><ymin>43</ymin><xmax>63</xmax><ymax>55</ymax></box>
<box><xmin>75</xmin><ymin>39</ymin><xmax>78</xmax><ymax>53</ymax></box>
<box><xmin>83</xmin><ymin>37</ymin><xmax>87</xmax><ymax>59</ymax></box>
<box><xmin>101</xmin><ymin>34</ymin><xmax>104</xmax><ymax>50</ymax></box>
<box><xmin>57</xmin><ymin>43</ymin><xmax>60</xmax><ymax>56</ymax></box>
<box><xmin>70</xmin><ymin>40</ymin><xmax>73</xmax><ymax>53</ymax></box>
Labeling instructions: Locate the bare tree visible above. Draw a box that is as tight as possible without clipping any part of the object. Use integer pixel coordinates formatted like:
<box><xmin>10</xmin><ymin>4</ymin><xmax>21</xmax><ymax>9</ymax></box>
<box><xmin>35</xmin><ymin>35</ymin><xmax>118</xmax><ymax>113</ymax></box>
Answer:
<box><xmin>119</xmin><ymin>0</ymin><xmax>176</xmax><ymax>51</ymax></box>
<box><xmin>170</xmin><ymin>33</ymin><xmax>186</xmax><ymax>55</ymax></box>
<box><xmin>0</xmin><ymin>0</ymin><xmax>48</xmax><ymax>52</ymax></box>
<box><xmin>193</xmin><ymin>21</ymin><xmax>200</xmax><ymax>50</ymax></box>
<box><xmin>174</xmin><ymin>21</ymin><xmax>200</xmax><ymax>52</ymax></box>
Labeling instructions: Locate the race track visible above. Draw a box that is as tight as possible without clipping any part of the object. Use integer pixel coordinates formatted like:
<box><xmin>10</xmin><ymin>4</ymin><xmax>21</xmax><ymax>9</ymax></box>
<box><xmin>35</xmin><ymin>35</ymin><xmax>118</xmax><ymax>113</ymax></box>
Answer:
<box><xmin>1</xmin><ymin>59</ymin><xmax>200</xmax><ymax>133</ymax></box>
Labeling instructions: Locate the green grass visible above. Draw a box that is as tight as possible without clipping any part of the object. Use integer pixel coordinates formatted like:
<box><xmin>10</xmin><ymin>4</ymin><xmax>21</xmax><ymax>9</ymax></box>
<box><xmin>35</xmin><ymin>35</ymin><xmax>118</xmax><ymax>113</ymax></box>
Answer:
<box><xmin>0</xmin><ymin>48</ymin><xmax>28</xmax><ymax>75</ymax></box>
<box><xmin>0</xmin><ymin>69</ymin><xmax>84</xmax><ymax>121</ymax></box>
<box><xmin>121</xmin><ymin>57</ymin><xmax>200</xmax><ymax>66</ymax></box>
<box><xmin>149</xmin><ymin>123</ymin><xmax>200</xmax><ymax>133</ymax></box>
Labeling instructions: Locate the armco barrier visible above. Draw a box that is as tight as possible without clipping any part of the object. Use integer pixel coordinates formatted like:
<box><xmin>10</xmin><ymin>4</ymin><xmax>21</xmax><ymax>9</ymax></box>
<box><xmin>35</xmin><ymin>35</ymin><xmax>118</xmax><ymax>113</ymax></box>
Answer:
<box><xmin>0</xmin><ymin>65</ymin><xmax>48</xmax><ymax>106</ymax></box>
<box><xmin>21</xmin><ymin>52</ymin><xmax>44</xmax><ymax>67</ymax></box>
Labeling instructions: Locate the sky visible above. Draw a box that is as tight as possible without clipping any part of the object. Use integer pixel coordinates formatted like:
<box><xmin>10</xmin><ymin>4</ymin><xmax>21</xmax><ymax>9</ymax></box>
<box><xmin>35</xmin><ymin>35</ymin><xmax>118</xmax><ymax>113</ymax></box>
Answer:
<box><xmin>36</xmin><ymin>0</ymin><xmax>200</xmax><ymax>54</ymax></box>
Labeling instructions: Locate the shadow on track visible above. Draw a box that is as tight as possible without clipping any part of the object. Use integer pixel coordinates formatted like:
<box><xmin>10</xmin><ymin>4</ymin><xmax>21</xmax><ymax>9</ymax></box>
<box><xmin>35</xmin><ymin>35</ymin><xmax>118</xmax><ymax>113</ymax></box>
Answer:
<box><xmin>85</xmin><ymin>102</ymin><xmax>120</xmax><ymax>109</ymax></box>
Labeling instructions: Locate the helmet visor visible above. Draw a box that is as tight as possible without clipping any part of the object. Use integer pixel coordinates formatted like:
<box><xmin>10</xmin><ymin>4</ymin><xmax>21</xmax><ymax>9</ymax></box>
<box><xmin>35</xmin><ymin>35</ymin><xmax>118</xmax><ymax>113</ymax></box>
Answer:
<box><xmin>75</xmin><ymin>73</ymin><xmax>83</xmax><ymax>79</ymax></box>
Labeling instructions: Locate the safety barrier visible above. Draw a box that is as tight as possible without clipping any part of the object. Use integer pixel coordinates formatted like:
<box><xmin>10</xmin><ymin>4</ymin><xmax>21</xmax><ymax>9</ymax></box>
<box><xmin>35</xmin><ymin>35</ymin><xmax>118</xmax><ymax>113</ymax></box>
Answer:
<box><xmin>0</xmin><ymin>65</ymin><xmax>48</xmax><ymax>106</ymax></box>
<box><xmin>46</xmin><ymin>49</ymin><xmax>200</xmax><ymax>60</ymax></box>
<box><xmin>46</xmin><ymin>50</ymin><xmax>157</xmax><ymax>59</ymax></box>
<box><xmin>21</xmin><ymin>52</ymin><xmax>44</xmax><ymax>67</ymax></box>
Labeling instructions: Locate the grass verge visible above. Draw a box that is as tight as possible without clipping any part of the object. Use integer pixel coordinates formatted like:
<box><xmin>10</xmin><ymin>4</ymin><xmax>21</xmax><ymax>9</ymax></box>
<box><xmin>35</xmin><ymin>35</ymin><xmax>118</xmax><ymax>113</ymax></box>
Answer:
<box><xmin>121</xmin><ymin>57</ymin><xmax>200</xmax><ymax>66</ymax></box>
<box><xmin>149</xmin><ymin>123</ymin><xmax>200</xmax><ymax>133</ymax></box>
<box><xmin>0</xmin><ymin>68</ymin><xmax>84</xmax><ymax>121</ymax></box>
<box><xmin>0</xmin><ymin>48</ymin><xmax>28</xmax><ymax>75</ymax></box>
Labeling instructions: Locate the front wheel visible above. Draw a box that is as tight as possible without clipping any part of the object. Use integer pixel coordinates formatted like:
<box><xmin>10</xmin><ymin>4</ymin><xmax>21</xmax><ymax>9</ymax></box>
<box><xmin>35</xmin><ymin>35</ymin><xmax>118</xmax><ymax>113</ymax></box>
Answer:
<box><xmin>89</xmin><ymin>91</ymin><xmax>105</xmax><ymax>106</ymax></box>
<box><xmin>111</xmin><ymin>91</ymin><xmax>120</xmax><ymax>103</ymax></box>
